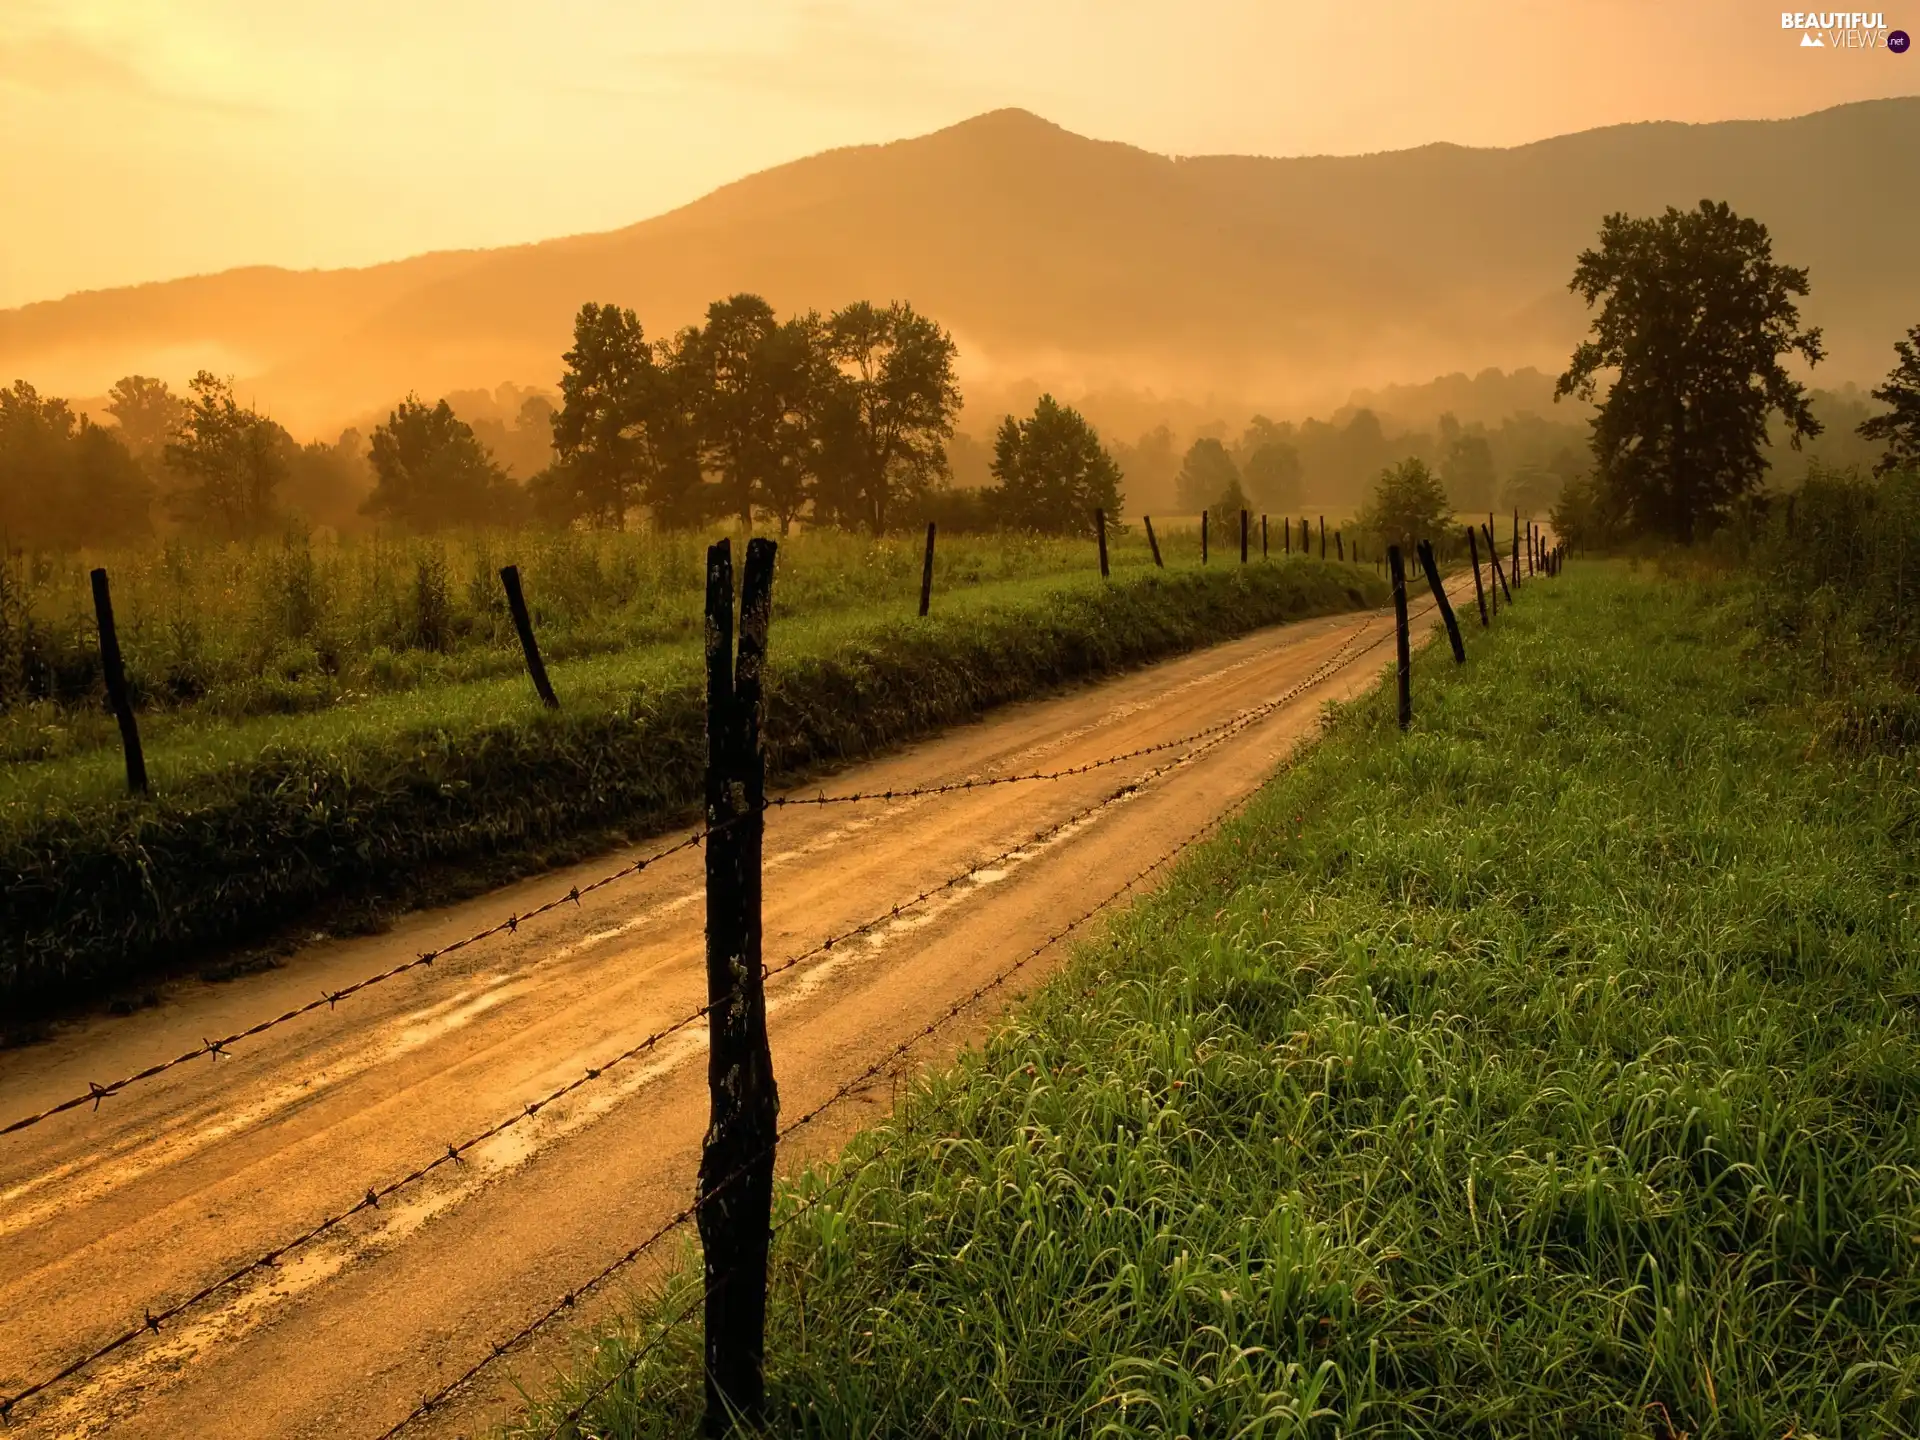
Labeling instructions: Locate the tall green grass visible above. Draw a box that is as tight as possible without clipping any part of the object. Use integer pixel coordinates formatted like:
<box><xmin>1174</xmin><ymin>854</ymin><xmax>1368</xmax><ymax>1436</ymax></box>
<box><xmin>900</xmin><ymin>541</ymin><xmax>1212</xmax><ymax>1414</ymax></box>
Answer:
<box><xmin>1</xmin><ymin>557</ymin><xmax>1384</xmax><ymax>1010</ymax></box>
<box><xmin>517</xmin><ymin>562</ymin><xmax>1920</xmax><ymax>1439</ymax></box>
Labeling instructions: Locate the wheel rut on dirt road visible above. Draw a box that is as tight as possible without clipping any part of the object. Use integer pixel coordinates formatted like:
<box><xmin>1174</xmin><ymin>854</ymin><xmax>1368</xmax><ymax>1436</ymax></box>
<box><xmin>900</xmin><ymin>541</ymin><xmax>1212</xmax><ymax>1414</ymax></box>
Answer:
<box><xmin>0</xmin><ymin>587</ymin><xmax>1462</xmax><ymax>1440</ymax></box>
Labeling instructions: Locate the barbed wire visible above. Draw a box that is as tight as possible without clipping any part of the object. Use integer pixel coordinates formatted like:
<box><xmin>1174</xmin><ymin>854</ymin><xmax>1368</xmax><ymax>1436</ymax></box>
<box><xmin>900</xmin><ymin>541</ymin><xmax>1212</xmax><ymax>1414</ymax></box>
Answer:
<box><xmin>3</xmin><ymin>591</ymin><xmax>1451</xmax><ymax>1423</ymax></box>
<box><xmin>1</xmin><ymin>824</ymin><xmax>729</xmax><ymax>1141</ymax></box>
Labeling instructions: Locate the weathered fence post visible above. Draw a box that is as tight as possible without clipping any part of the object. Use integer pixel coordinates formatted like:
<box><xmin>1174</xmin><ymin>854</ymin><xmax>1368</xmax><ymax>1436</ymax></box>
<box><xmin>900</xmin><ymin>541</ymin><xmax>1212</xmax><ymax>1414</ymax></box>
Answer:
<box><xmin>1319</xmin><ymin>515</ymin><xmax>1326</xmax><ymax>560</ymax></box>
<box><xmin>1240</xmin><ymin>509</ymin><xmax>1249</xmax><ymax>564</ymax></box>
<box><xmin>1202</xmin><ymin>510</ymin><xmax>1209</xmax><ymax>564</ymax></box>
<box><xmin>1285</xmin><ymin>516</ymin><xmax>1292</xmax><ymax>555</ymax></box>
<box><xmin>699</xmin><ymin>536</ymin><xmax>780</xmax><ymax>1439</ymax></box>
<box><xmin>499</xmin><ymin>565</ymin><xmax>559</xmax><ymax>709</ymax></box>
<box><xmin>1481</xmin><ymin>523</ymin><xmax>1512</xmax><ymax>606</ymax></box>
<box><xmin>1389</xmin><ymin>546</ymin><xmax>1411</xmax><ymax>731</ymax></box>
<box><xmin>918</xmin><ymin>521</ymin><xmax>936</xmax><ymax>617</ymax></box>
<box><xmin>1144</xmin><ymin>514</ymin><xmax>1164</xmax><ymax>568</ymax></box>
<box><xmin>1261</xmin><ymin>514</ymin><xmax>1268</xmax><ymax>559</ymax></box>
<box><xmin>90</xmin><ymin>568</ymin><xmax>148</xmax><ymax>796</ymax></box>
<box><xmin>1095</xmin><ymin>507</ymin><xmax>1110</xmax><ymax>579</ymax></box>
<box><xmin>1465</xmin><ymin>526</ymin><xmax>1489</xmax><ymax>627</ymax></box>
<box><xmin>1417</xmin><ymin>539</ymin><xmax>1466</xmax><ymax>664</ymax></box>
<box><xmin>1512</xmin><ymin>509</ymin><xmax>1521</xmax><ymax>587</ymax></box>
<box><xmin>1335</xmin><ymin>530</ymin><xmax>1344</xmax><ymax>562</ymax></box>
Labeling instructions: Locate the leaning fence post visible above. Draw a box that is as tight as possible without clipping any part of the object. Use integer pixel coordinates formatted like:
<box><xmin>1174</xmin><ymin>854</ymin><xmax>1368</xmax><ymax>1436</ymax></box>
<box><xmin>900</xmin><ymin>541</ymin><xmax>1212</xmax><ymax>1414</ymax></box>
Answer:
<box><xmin>1335</xmin><ymin>530</ymin><xmax>1344</xmax><ymax>562</ymax></box>
<box><xmin>1417</xmin><ymin>540</ymin><xmax>1466</xmax><ymax>664</ymax></box>
<box><xmin>499</xmin><ymin>565</ymin><xmax>559</xmax><ymax>708</ymax></box>
<box><xmin>1095</xmin><ymin>507</ymin><xmax>1110</xmax><ymax>579</ymax></box>
<box><xmin>90</xmin><ymin>568</ymin><xmax>148</xmax><ymax>795</ymax></box>
<box><xmin>1143</xmin><ymin>514</ymin><xmax>1164</xmax><ymax>568</ymax></box>
<box><xmin>700</xmin><ymin>536</ymin><xmax>780</xmax><ymax>1438</ymax></box>
<box><xmin>918</xmin><ymin>521</ymin><xmax>936</xmax><ymax>617</ymax></box>
<box><xmin>1389</xmin><ymin>546</ymin><xmax>1411</xmax><ymax>731</ymax></box>
<box><xmin>1481</xmin><ymin>523</ymin><xmax>1512</xmax><ymax>606</ymax></box>
<box><xmin>1240</xmin><ymin>509</ymin><xmax>1249</xmax><ymax>564</ymax></box>
<box><xmin>1465</xmin><ymin>526</ymin><xmax>1489</xmax><ymax>627</ymax></box>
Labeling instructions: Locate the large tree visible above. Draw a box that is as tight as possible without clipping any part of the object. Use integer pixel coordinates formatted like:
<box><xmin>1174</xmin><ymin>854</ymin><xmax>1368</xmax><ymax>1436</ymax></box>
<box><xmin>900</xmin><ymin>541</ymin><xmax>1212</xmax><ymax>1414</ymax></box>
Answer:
<box><xmin>1242</xmin><ymin>439</ymin><xmax>1303</xmax><ymax>512</ymax></box>
<box><xmin>105</xmin><ymin>375</ymin><xmax>187</xmax><ymax>461</ymax></box>
<box><xmin>163</xmin><ymin>371</ymin><xmax>288</xmax><ymax>537</ymax></box>
<box><xmin>1555</xmin><ymin>200</ymin><xmax>1824</xmax><ymax>542</ymax></box>
<box><xmin>1174</xmin><ymin>438</ymin><xmax>1238</xmax><ymax>514</ymax></box>
<box><xmin>1358</xmin><ymin>457</ymin><xmax>1452</xmax><ymax>554</ymax></box>
<box><xmin>1858</xmin><ymin>323</ymin><xmax>1920</xmax><ymax>476</ymax></box>
<box><xmin>0</xmin><ymin>381</ymin><xmax>153</xmax><ymax>547</ymax></box>
<box><xmin>988</xmin><ymin>395</ymin><xmax>1122</xmax><ymax>536</ymax></box>
<box><xmin>362</xmin><ymin>395</ymin><xmax>516</xmax><ymax>531</ymax></box>
<box><xmin>1437</xmin><ymin>413</ymin><xmax>1497</xmax><ymax>512</ymax></box>
<box><xmin>814</xmin><ymin>301</ymin><xmax>960</xmax><ymax>535</ymax></box>
<box><xmin>546</xmin><ymin>303</ymin><xmax>706</xmax><ymax>529</ymax></box>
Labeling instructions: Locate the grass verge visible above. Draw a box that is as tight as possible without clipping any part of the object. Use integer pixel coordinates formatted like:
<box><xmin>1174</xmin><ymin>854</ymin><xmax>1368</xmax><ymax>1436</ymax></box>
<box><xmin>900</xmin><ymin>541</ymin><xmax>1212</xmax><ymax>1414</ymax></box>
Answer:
<box><xmin>517</xmin><ymin>561</ymin><xmax>1920</xmax><ymax>1439</ymax></box>
<box><xmin>2</xmin><ymin>558</ymin><xmax>1383</xmax><ymax>1011</ymax></box>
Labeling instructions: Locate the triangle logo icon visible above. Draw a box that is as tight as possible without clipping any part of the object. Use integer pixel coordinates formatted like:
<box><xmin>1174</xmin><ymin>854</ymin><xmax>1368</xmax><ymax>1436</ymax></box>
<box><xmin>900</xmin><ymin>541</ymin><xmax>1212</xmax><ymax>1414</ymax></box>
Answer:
<box><xmin>1800</xmin><ymin>31</ymin><xmax>1825</xmax><ymax>45</ymax></box>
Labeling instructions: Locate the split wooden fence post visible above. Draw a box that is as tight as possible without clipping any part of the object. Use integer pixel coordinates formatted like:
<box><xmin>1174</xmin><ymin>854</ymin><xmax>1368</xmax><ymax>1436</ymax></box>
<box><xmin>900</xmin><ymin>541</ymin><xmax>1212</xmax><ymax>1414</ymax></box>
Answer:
<box><xmin>1143</xmin><ymin>515</ymin><xmax>1164</xmax><ymax>568</ymax></box>
<box><xmin>1417</xmin><ymin>539</ymin><xmax>1466</xmax><ymax>664</ymax></box>
<box><xmin>699</xmin><ymin>536</ymin><xmax>780</xmax><ymax>1438</ymax></box>
<box><xmin>1465</xmin><ymin>526</ymin><xmax>1489</xmax><ymax>627</ymax></box>
<box><xmin>918</xmin><ymin>521</ymin><xmax>936</xmax><ymax>617</ymax></box>
<box><xmin>90</xmin><ymin>568</ymin><xmax>147</xmax><ymax>795</ymax></box>
<box><xmin>499</xmin><ymin>565</ymin><xmax>559</xmax><ymax>708</ymax></box>
<box><xmin>1389</xmin><ymin>545</ymin><xmax>1411</xmax><ymax>731</ymax></box>
<box><xmin>1095</xmin><ymin>507</ymin><xmax>1110</xmax><ymax>578</ymax></box>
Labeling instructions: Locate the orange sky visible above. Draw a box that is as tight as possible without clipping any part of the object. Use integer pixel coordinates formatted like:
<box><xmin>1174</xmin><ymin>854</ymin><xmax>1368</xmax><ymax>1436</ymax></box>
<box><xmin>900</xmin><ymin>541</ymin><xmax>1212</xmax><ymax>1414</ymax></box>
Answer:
<box><xmin>1</xmin><ymin>0</ymin><xmax>1914</xmax><ymax>309</ymax></box>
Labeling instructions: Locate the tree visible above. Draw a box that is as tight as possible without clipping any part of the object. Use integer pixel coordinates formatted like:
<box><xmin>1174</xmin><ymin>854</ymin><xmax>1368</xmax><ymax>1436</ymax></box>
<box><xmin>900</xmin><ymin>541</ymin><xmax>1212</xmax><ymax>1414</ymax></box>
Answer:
<box><xmin>1242</xmin><ymin>440</ymin><xmax>1302</xmax><ymax>510</ymax></box>
<box><xmin>1206</xmin><ymin>476</ymin><xmax>1252</xmax><ymax>538</ymax></box>
<box><xmin>813</xmin><ymin>301</ymin><xmax>960</xmax><ymax>535</ymax></box>
<box><xmin>1358</xmin><ymin>458</ymin><xmax>1452</xmax><ymax>554</ymax></box>
<box><xmin>163</xmin><ymin>371</ymin><xmax>288</xmax><ymax>536</ymax></box>
<box><xmin>105</xmin><ymin>375</ymin><xmax>187</xmax><ymax>460</ymax></box>
<box><xmin>0</xmin><ymin>381</ymin><xmax>153</xmax><ymax>547</ymax></box>
<box><xmin>1437</xmin><ymin>413</ymin><xmax>1497</xmax><ymax>511</ymax></box>
<box><xmin>1555</xmin><ymin>200</ymin><xmax>1824</xmax><ymax>542</ymax></box>
<box><xmin>988</xmin><ymin>395</ymin><xmax>1122</xmax><ymax>535</ymax></box>
<box><xmin>1859</xmin><ymin>323</ymin><xmax>1920</xmax><ymax>476</ymax></box>
<box><xmin>547</xmin><ymin>302</ymin><xmax>703</xmax><ymax>529</ymax></box>
<box><xmin>362</xmin><ymin>395</ymin><xmax>517</xmax><ymax>531</ymax></box>
<box><xmin>1174</xmin><ymin>438</ymin><xmax>1238</xmax><ymax>513</ymax></box>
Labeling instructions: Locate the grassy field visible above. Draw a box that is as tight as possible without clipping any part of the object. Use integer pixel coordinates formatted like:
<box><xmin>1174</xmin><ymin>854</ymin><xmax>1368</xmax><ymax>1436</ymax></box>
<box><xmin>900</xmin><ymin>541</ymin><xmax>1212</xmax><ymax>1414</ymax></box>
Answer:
<box><xmin>2</xmin><ymin>546</ymin><xmax>1385</xmax><ymax>1012</ymax></box>
<box><xmin>517</xmin><ymin>561</ymin><xmax>1920</xmax><ymax>1439</ymax></box>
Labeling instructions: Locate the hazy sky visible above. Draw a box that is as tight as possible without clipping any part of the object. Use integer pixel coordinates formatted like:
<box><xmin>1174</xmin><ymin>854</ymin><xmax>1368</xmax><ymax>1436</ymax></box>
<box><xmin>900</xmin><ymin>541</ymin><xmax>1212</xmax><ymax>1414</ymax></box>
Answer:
<box><xmin>1</xmin><ymin>0</ymin><xmax>1913</xmax><ymax>308</ymax></box>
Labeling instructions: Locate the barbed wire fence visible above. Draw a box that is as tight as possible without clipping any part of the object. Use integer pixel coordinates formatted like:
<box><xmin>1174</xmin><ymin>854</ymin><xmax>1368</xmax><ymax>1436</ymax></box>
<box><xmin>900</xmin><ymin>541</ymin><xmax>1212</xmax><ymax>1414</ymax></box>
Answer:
<box><xmin>1</xmin><ymin>533</ymin><xmax>1551</xmax><ymax>1434</ymax></box>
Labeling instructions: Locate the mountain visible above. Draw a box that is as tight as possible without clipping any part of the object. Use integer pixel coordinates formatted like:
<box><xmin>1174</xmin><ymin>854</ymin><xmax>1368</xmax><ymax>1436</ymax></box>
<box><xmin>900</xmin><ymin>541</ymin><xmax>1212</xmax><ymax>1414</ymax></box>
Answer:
<box><xmin>4</xmin><ymin>100</ymin><xmax>1917</xmax><ymax>436</ymax></box>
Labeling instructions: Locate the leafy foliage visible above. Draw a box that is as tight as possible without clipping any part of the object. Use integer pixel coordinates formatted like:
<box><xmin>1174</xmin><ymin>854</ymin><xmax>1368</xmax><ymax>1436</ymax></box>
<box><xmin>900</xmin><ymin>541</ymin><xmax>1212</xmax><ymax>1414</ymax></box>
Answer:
<box><xmin>1859</xmin><ymin>323</ymin><xmax>1920</xmax><ymax>478</ymax></box>
<box><xmin>163</xmin><ymin>372</ymin><xmax>291</xmax><ymax>538</ymax></box>
<box><xmin>988</xmin><ymin>395</ymin><xmax>1123</xmax><ymax>536</ymax></box>
<box><xmin>1556</xmin><ymin>200</ymin><xmax>1824</xmax><ymax>542</ymax></box>
<box><xmin>362</xmin><ymin>396</ymin><xmax>517</xmax><ymax>531</ymax></box>
<box><xmin>1174</xmin><ymin>438</ymin><xmax>1238</xmax><ymax>513</ymax></box>
<box><xmin>0</xmin><ymin>382</ymin><xmax>153</xmax><ymax>548</ymax></box>
<box><xmin>1357</xmin><ymin>457</ymin><xmax>1452</xmax><ymax>553</ymax></box>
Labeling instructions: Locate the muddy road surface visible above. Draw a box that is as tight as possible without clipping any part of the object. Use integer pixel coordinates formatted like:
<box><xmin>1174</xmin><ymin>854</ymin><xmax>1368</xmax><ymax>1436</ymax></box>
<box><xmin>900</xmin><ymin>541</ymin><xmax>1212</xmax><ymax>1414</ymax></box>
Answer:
<box><xmin>0</xmin><ymin>587</ymin><xmax>1462</xmax><ymax>1439</ymax></box>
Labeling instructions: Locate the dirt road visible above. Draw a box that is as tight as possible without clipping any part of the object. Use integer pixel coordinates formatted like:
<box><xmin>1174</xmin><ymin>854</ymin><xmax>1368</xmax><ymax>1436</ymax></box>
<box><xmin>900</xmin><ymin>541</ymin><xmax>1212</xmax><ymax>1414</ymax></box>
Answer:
<box><xmin>0</xmin><ymin>585</ymin><xmax>1461</xmax><ymax>1439</ymax></box>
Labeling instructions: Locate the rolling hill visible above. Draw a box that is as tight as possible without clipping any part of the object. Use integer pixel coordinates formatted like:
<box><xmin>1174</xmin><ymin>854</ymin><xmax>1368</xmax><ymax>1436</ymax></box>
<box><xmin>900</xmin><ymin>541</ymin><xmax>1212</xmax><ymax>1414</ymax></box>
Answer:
<box><xmin>4</xmin><ymin>99</ymin><xmax>1916</xmax><ymax>435</ymax></box>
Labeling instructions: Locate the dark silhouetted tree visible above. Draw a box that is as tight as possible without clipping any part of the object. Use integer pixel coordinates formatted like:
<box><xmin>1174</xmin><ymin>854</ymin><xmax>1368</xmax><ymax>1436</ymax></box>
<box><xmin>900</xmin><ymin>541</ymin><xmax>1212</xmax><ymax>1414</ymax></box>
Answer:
<box><xmin>1174</xmin><ymin>438</ymin><xmax>1238</xmax><ymax>513</ymax></box>
<box><xmin>1359</xmin><ymin>457</ymin><xmax>1451</xmax><ymax>553</ymax></box>
<box><xmin>1555</xmin><ymin>200</ymin><xmax>1824</xmax><ymax>541</ymax></box>
<box><xmin>106</xmin><ymin>375</ymin><xmax>187</xmax><ymax>461</ymax></box>
<box><xmin>0</xmin><ymin>381</ymin><xmax>153</xmax><ymax>547</ymax></box>
<box><xmin>1859</xmin><ymin>323</ymin><xmax>1920</xmax><ymax>476</ymax></box>
<box><xmin>1437</xmin><ymin>413</ymin><xmax>1497</xmax><ymax>512</ymax></box>
<box><xmin>163</xmin><ymin>371</ymin><xmax>288</xmax><ymax>537</ymax></box>
<box><xmin>813</xmin><ymin>301</ymin><xmax>960</xmax><ymax>535</ymax></box>
<box><xmin>1242</xmin><ymin>440</ymin><xmax>1302</xmax><ymax>511</ymax></box>
<box><xmin>362</xmin><ymin>395</ymin><xmax>516</xmax><ymax>531</ymax></box>
<box><xmin>989</xmin><ymin>395</ymin><xmax>1122</xmax><ymax>535</ymax></box>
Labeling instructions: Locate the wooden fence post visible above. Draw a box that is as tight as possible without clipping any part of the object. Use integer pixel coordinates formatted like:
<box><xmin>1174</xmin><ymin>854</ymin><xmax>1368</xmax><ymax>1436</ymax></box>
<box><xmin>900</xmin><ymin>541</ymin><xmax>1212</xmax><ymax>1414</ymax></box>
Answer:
<box><xmin>1335</xmin><ymin>530</ymin><xmax>1344</xmax><ymax>562</ymax></box>
<box><xmin>1261</xmin><ymin>514</ymin><xmax>1268</xmax><ymax>559</ymax></box>
<box><xmin>499</xmin><ymin>565</ymin><xmax>560</xmax><ymax>709</ymax></box>
<box><xmin>90</xmin><ymin>568</ymin><xmax>148</xmax><ymax>796</ymax></box>
<box><xmin>1202</xmin><ymin>510</ymin><xmax>1209</xmax><ymax>565</ymax></box>
<box><xmin>1240</xmin><ymin>509</ymin><xmax>1248</xmax><ymax>564</ymax></box>
<box><xmin>1512</xmin><ymin>509</ymin><xmax>1521</xmax><ymax>587</ymax></box>
<box><xmin>1285</xmin><ymin>516</ymin><xmax>1291</xmax><ymax>555</ymax></box>
<box><xmin>1417</xmin><ymin>540</ymin><xmax>1466</xmax><ymax>664</ymax></box>
<box><xmin>1465</xmin><ymin>526</ymin><xmax>1489</xmax><ymax>627</ymax></box>
<box><xmin>699</xmin><ymin>537</ymin><xmax>780</xmax><ymax>1438</ymax></box>
<box><xmin>1095</xmin><ymin>508</ymin><xmax>1110</xmax><ymax>578</ymax></box>
<box><xmin>1481</xmin><ymin>523</ymin><xmax>1512</xmax><ymax>606</ymax></box>
<box><xmin>1143</xmin><ymin>515</ymin><xmax>1164</xmax><ymax>568</ymax></box>
<box><xmin>1319</xmin><ymin>515</ymin><xmax>1326</xmax><ymax>560</ymax></box>
<box><xmin>918</xmin><ymin>521</ymin><xmax>936</xmax><ymax>617</ymax></box>
<box><xmin>1389</xmin><ymin>546</ymin><xmax>1411</xmax><ymax>731</ymax></box>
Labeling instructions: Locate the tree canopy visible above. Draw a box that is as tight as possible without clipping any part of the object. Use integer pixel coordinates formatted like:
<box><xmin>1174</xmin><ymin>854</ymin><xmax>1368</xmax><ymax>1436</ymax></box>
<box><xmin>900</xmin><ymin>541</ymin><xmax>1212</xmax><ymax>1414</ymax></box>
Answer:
<box><xmin>1858</xmin><ymin>323</ymin><xmax>1920</xmax><ymax>477</ymax></box>
<box><xmin>362</xmin><ymin>396</ymin><xmax>515</xmax><ymax>531</ymax></box>
<box><xmin>0</xmin><ymin>381</ymin><xmax>153</xmax><ymax>547</ymax></box>
<box><xmin>1359</xmin><ymin>457</ymin><xmax>1452</xmax><ymax>554</ymax></box>
<box><xmin>988</xmin><ymin>395</ymin><xmax>1122</xmax><ymax>536</ymax></box>
<box><xmin>163</xmin><ymin>372</ymin><xmax>290</xmax><ymax>537</ymax></box>
<box><xmin>1174</xmin><ymin>439</ymin><xmax>1238</xmax><ymax>514</ymax></box>
<box><xmin>1555</xmin><ymin>200</ymin><xmax>1824</xmax><ymax>542</ymax></box>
